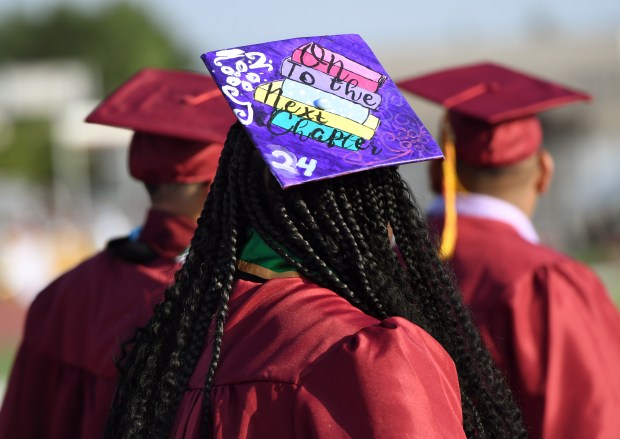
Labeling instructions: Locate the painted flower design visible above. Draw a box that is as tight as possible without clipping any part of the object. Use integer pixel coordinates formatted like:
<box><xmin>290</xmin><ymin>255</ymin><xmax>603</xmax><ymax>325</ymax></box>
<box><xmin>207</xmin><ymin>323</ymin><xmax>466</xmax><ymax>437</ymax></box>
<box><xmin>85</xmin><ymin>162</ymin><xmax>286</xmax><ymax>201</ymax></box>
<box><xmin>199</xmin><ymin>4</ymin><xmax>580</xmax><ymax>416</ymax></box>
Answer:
<box><xmin>221</xmin><ymin>59</ymin><xmax>261</xmax><ymax>91</ymax></box>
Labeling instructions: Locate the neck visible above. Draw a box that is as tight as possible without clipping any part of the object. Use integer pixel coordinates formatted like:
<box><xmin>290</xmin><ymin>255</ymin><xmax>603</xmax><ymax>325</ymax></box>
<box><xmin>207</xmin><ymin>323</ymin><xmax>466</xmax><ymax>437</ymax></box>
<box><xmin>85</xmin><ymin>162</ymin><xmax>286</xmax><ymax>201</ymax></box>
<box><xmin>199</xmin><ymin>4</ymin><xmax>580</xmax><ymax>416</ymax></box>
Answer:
<box><xmin>476</xmin><ymin>189</ymin><xmax>536</xmax><ymax>218</ymax></box>
<box><xmin>150</xmin><ymin>203</ymin><xmax>201</xmax><ymax>221</ymax></box>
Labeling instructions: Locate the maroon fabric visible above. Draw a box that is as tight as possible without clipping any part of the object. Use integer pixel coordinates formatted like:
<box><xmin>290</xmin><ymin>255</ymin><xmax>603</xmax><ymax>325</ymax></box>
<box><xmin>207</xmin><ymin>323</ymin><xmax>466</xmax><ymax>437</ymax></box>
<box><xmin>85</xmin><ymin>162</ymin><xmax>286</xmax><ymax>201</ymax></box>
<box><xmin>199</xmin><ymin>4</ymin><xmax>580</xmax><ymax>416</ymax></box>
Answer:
<box><xmin>85</xmin><ymin>68</ymin><xmax>232</xmax><ymax>184</ymax></box>
<box><xmin>128</xmin><ymin>133</ymin><xmax>224</xmax><ymax>184</ymax></box>
<box><xmin>398</xmin><ymin>62</ymin><xmax>590</xmax><ymax>166</ymax></box>
<box><xmin>0</xmin><ymin>209</ymin><xmax>195</xmax><ymax>438</ymax></box>
<box><xmin>448</xmin><ymin>113</ymin><xmax>542</xmax><ymax>166</ymax></box>
<box><xmin>171</xmin><ymin>277</ymin><xmax>466</xmax><ymax>438</ymax></box>
<box><xmin>86</xmin><ymin>68</ymin><xmax>236</xmax><ymax>144</ymax></box>
<box><xmin>430</xmin><ymin>215</ymin><xmax>620</xmax><ymax>439</ymax></box>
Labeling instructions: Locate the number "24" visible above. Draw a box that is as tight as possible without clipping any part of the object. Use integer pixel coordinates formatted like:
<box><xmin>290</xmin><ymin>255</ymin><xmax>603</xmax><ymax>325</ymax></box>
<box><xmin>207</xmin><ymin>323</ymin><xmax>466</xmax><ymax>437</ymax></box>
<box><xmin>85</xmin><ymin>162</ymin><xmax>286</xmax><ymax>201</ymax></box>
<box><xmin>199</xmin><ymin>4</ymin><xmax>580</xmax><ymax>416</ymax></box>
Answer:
<box><xmin>271</xmin><ymin>150</ymin><xmax>317</xmax><ymax>177</ymax></box>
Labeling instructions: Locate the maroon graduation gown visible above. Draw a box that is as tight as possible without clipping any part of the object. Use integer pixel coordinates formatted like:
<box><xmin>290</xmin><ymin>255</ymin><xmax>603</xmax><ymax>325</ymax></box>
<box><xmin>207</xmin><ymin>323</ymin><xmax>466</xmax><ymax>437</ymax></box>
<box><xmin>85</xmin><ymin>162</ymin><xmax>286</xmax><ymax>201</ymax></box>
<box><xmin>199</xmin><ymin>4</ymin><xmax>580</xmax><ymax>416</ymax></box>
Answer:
<box><xmin>169</xmin><ymin>275</ymin><xmax>466</xmax><ymax>438</ymax></box>
<box><xmin>0</xmin><ymin>209</ymin><xmax>196</xmax><ymax>439</ymax></box>
<box><xmin>431</xmin><ymin>215</ymin><xmax>620</xmax><ymax>439</ymax></box>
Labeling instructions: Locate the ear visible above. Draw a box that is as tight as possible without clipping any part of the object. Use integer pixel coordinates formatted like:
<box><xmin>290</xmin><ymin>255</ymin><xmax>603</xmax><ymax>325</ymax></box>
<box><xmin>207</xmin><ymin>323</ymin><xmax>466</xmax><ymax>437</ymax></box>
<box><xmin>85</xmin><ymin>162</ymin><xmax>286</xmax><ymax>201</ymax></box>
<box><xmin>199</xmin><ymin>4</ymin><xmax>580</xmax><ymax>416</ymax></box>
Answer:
<box><xmin>429</xmin><ymin>160</ymin><xmax>444</xmax><ymax>194</ymax></box>
<box><xmin>535</xmin><ymin>150</ymin><xmax>554</xmax><ymax>194</ymax></box>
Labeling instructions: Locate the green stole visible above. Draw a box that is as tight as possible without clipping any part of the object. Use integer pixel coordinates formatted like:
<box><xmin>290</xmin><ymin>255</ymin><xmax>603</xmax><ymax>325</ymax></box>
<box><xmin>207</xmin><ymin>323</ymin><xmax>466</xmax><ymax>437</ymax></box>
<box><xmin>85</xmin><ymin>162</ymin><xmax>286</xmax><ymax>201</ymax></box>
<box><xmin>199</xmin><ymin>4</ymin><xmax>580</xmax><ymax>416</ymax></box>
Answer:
<box><xmin>236</xmin><ymin>229</ymin><xmax>300</xmax><ymax>280</ymax></box>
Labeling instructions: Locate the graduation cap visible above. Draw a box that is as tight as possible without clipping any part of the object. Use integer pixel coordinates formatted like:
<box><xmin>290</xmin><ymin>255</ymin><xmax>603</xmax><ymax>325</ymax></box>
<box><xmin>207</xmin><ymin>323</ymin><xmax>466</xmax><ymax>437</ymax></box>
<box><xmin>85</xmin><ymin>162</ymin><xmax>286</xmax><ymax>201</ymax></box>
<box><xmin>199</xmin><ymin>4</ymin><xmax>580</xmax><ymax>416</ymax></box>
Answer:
<box><xmin>200</xmin><ymin>34</ymin><xmax>443</xmax><ymax>188</ymax></box>
<box><xmin>398</xmin><ymin>61</ymin><xmax>591</xmax><ymax>166</ymax></box>
<box><xmin>86</xmin><ymin>68</ymin><xmax>237</xmax><ymax>184</ymax></box>
<box><xmin>398</xmin><ymin>62</ymin><xmax>591</xmax><ymax>257</ymax></box>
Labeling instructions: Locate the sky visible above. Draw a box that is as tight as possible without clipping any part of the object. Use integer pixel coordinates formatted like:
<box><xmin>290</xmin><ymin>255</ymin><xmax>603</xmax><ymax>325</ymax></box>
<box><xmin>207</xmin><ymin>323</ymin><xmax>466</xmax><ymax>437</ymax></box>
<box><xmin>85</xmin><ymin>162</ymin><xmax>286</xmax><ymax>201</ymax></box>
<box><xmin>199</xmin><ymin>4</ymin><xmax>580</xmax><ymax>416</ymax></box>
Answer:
<box><xmin>1</xmin><ymin>0</ymin><xmax>619</xmax><ymax>61</ymax></box>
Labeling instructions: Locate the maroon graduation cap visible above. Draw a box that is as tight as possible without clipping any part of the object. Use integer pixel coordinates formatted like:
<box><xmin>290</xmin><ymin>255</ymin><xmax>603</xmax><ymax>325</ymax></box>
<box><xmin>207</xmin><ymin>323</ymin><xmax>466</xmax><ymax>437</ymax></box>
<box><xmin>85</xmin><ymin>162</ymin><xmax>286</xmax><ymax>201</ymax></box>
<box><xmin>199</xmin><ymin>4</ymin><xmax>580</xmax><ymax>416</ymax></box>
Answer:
<box><xmin>86</xmin><ymin>68</ymin><xmax>236</xmax><ymax>184</ymax></box>
<box><xmin>398</xmin><ymin>62</ymin><xmax>591</xmax><ymax>166</ymax></box>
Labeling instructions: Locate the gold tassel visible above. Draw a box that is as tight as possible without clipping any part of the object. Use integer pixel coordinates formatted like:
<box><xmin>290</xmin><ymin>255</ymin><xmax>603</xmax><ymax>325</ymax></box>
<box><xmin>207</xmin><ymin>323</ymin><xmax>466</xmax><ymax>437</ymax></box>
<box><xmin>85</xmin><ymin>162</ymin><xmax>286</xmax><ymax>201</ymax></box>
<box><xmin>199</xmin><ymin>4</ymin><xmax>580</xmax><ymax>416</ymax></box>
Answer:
<box><xmin>439</xmin><ymin>117</ymin><xmax>460</xmax><ymax>260</ymax></box>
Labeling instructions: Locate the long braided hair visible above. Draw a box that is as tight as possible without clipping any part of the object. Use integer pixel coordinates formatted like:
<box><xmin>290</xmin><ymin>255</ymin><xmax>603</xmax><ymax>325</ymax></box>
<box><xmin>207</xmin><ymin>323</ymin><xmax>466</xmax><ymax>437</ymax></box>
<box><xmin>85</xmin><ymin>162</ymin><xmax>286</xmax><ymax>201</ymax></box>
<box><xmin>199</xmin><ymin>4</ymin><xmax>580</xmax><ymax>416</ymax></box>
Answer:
<box><xmin>106</xmin><ymin>122</ymin><xmax>526</xmax><ymax>438</ymax></box>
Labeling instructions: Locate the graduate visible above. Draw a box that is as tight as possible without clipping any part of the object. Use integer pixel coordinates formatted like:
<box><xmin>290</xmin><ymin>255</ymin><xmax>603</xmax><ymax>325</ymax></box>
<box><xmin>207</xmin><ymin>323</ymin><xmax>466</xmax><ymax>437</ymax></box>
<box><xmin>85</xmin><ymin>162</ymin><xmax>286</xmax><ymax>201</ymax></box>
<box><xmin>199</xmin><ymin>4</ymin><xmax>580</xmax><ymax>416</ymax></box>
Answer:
<box><xmin>0</xmin><ymin>68</ymin><xmax>235</xmax><ymax>438</ymax></box>
<box><xmin>105</xmin><ymin>35</ymin><xmax>527</xmax><ymax>439</ymax></box>
<box><xmin>399</xmin><ymin>62</ymin><xmax>620</xmax><ymax>439</ymax></box>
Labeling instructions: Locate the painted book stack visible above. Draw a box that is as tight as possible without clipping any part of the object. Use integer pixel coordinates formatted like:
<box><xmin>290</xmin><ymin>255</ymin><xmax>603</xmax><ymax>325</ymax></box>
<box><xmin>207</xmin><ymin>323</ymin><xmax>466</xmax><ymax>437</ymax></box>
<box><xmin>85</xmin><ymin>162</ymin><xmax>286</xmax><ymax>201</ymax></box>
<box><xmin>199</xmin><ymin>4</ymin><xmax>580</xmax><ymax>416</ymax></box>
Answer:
<box><xmin>254</xmin><ymin>42</ymin><xmax>386</xmax><ymax>150</ymax></box>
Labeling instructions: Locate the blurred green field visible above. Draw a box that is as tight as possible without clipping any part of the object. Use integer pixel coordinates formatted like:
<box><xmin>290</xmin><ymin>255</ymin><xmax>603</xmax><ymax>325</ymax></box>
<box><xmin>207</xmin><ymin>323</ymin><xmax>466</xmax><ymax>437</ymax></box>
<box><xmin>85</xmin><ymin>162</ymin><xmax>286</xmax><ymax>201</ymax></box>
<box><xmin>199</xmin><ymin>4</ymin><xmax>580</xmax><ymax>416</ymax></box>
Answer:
<box><xmin>0</xmin><ymin>346</ymin><xmax>17</xmax><ymax>403</ymax></box>
<box><xmin>573</xmin><ymin>247</ymin><xmax>620</xmax><ymax>308</ymax></box>
<box><xmin>0</xmin><ymin>348</ymin><xmax>15</xmax><ymax>377</ymax></box>
<box><xmin>592</xmin><ymin>262</ymin><xmax>620</xmax><ymax>309</ymax></box>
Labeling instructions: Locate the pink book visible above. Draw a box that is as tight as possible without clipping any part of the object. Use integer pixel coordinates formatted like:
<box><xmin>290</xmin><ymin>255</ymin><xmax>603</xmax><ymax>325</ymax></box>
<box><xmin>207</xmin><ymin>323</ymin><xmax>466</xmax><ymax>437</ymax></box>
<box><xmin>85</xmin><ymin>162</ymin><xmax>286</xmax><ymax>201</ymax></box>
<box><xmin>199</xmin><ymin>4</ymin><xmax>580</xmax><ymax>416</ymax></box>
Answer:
<box><xmin>292</xmin><ymin>42</ymin><xmax>386</xmax><ymax>93</ymax></box>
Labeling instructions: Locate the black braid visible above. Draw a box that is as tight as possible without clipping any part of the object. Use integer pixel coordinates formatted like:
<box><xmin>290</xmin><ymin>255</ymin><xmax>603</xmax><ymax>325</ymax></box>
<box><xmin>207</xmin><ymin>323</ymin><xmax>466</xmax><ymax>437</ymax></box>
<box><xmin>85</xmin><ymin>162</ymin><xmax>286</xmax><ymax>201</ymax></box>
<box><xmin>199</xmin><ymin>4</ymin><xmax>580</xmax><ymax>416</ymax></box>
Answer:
<box><xmin>105</xmin><ymin>127</ymin><xmax>240</xmax><ymax>438</ymax></box>
<box><xmin>106</xmin><ymin>122</ymin><xmax>526</xmax><ymax>438</ymax></box>
<box><xmin>245</xmin><ymin>161</ymin><xmax>366</xmax><ymax>312</ymax></box>
<box><xmin>384</xmin><ymin>171</ymin><xmax>525</xmax><ymax>437</ymax></box>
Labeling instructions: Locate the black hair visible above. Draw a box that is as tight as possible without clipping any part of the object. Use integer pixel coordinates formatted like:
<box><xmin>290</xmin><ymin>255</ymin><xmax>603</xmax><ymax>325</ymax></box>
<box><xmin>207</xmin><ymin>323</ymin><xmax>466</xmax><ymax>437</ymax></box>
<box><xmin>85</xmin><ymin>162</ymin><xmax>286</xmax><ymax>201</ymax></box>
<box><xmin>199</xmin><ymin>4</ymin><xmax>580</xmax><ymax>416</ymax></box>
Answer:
<box><xmin>106</xmin><ymin>122</ymin><xmax>526</xmax><ymax>438</ymax></box>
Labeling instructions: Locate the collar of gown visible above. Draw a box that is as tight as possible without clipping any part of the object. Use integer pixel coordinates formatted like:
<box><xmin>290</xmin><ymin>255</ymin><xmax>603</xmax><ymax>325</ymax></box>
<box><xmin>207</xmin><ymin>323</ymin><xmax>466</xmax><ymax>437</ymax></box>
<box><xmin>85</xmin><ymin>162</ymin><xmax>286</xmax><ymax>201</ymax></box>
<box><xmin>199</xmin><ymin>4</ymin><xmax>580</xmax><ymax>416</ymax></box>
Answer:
<box><xmin>137</xmin><ymin>208</ymin><xmax>197</xmax><ymax>260</ymax></box>
<box><xmin>237</xmin><ymin>229</ymin><xmax>300</xmax><ymax>280</ymax></box>
<box><xmin>427</xmin><ymin>193</ymin><xmax>540</xmax><ymax>244</ymax></box>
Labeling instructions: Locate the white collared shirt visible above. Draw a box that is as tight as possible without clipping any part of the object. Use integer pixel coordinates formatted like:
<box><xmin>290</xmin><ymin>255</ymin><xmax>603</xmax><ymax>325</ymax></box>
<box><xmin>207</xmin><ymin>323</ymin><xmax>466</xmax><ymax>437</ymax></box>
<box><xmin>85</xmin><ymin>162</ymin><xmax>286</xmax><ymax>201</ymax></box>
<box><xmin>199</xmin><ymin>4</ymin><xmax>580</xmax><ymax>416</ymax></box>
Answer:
<box><xmin>427</xmin><ymin>193</ymin><xmax>540</xmax><ymax>244</ymax></box>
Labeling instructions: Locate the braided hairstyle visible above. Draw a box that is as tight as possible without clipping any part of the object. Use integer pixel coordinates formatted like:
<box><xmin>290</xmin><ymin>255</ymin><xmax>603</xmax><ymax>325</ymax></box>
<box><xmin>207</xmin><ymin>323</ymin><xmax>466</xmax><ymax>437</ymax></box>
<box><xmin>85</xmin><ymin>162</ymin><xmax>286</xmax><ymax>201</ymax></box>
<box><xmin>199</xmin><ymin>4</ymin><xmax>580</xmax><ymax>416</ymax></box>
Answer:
<box><xmin>106</xmin><ymin>122</ymin><xmax>526</xmax><ymax>438</ymax></box>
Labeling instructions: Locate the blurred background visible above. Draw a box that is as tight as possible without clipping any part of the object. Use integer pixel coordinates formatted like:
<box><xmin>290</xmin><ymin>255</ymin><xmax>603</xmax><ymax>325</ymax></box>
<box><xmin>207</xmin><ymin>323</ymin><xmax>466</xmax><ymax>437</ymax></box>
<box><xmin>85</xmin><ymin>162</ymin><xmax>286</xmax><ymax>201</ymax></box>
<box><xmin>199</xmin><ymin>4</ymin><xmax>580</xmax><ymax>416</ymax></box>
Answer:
<box><xmin>0</xmin><ymin>0</ymin><xmax>619</xmax><ymax>401</ymax></box>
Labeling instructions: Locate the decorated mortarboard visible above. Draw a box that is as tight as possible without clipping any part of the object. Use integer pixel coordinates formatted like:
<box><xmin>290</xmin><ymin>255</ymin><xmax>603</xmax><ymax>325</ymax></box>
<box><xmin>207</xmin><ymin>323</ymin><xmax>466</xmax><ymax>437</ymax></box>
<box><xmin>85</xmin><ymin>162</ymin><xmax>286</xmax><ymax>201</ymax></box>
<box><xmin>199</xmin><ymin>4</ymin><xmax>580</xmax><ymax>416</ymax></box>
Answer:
<box><xmin>398</xmin><ymin>62</ymin><xmax>591</xmax><ymax>166</ymax></box>
<box><xmin>86</xmin><ymin>68</ymin><xmax>236</xmax><ymax>144</ymax></box>
<box><xmin>86</xmin><ymin>68</ymin><xmax>236</xmax><ymax>184</ymax></box>
<box><xmin>201</xmin><ymin>34</ymin><xmax>442</xmax><ymax>188</ymax></box>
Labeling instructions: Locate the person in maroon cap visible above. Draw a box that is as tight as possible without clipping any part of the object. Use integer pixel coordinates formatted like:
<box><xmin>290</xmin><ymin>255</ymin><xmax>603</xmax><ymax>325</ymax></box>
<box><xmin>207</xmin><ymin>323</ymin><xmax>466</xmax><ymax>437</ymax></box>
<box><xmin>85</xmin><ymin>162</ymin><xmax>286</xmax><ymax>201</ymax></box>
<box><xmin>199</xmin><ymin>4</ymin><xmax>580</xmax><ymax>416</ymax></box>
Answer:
<box><xmin>0</xmin><ymin>68</ymin><xmax>236</xmax><ymax>439</ymax></box>
<box><xmin>400</xmin><ymin>62</ymin><xmax>620</xmax><ymax>439</ymax></box>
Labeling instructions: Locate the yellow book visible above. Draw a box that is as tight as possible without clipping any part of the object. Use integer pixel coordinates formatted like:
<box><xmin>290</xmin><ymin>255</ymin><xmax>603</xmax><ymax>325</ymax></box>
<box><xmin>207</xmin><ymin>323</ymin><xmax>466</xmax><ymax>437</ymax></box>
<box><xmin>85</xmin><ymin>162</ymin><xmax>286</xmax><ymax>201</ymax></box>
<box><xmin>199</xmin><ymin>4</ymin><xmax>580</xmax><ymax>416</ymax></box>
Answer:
<box><xmin>255</xmin><ymin>81</ymin><xmax>380</xmax><ymax>140</ymax></box>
